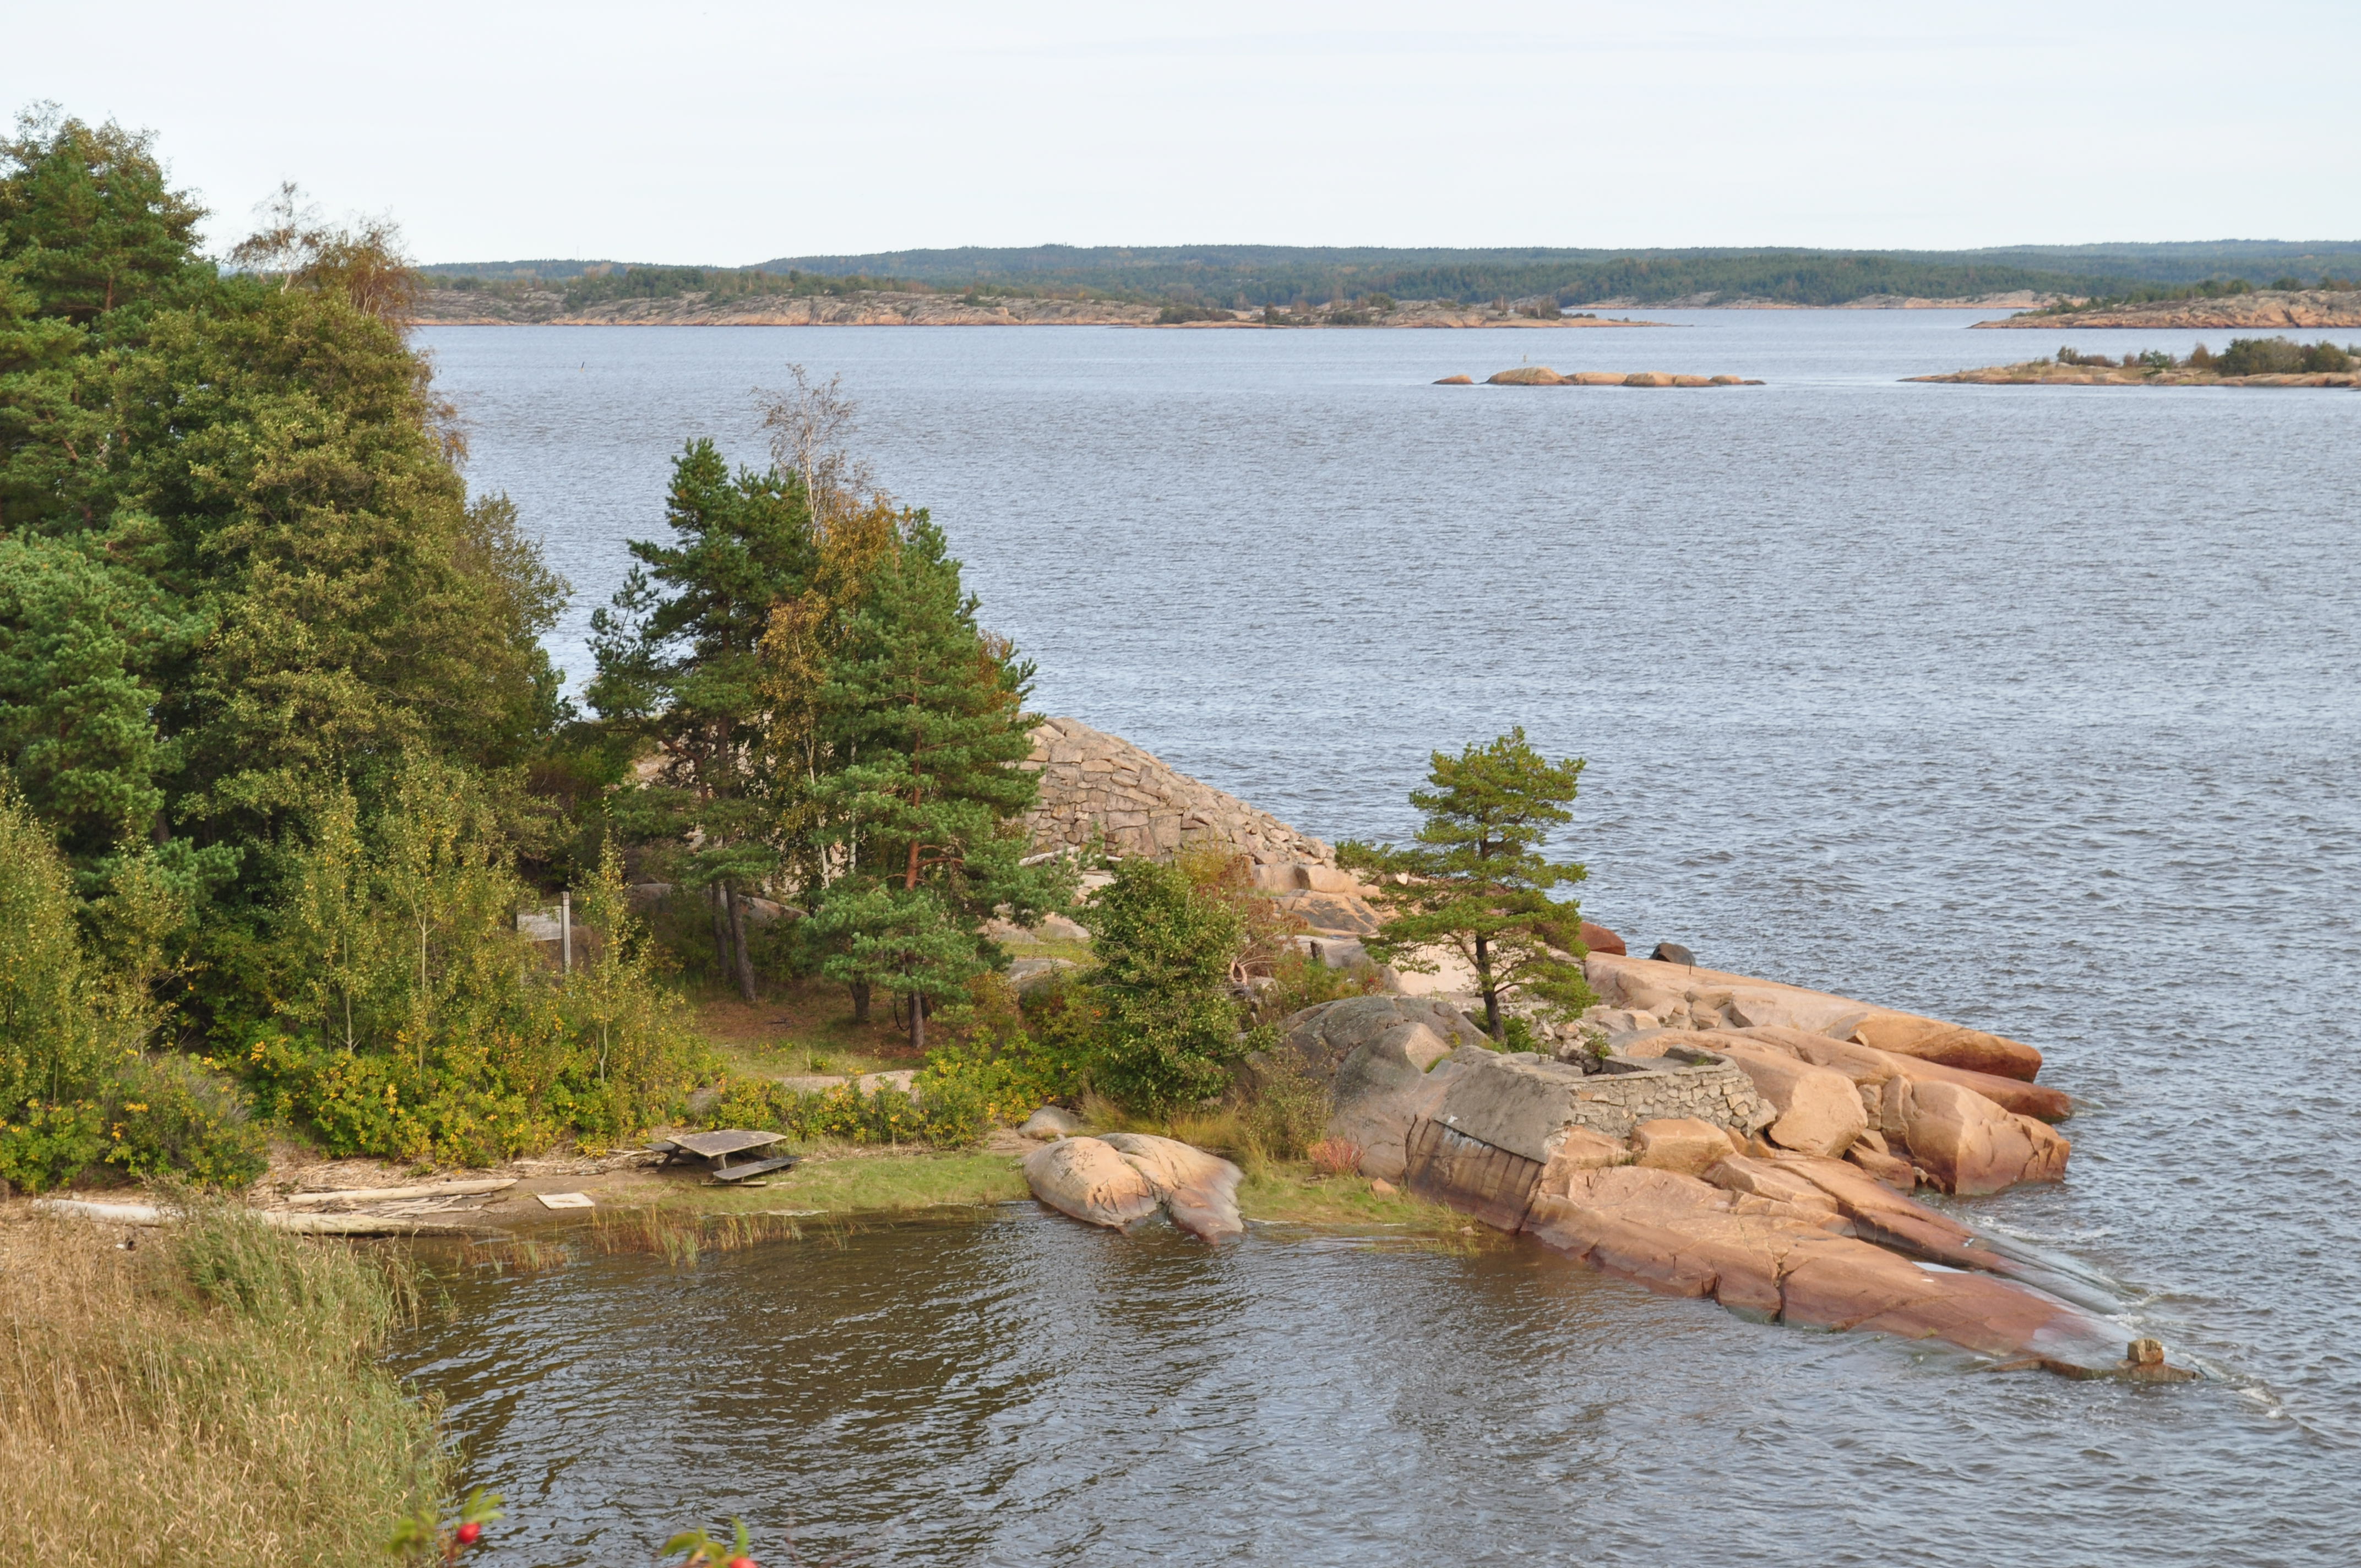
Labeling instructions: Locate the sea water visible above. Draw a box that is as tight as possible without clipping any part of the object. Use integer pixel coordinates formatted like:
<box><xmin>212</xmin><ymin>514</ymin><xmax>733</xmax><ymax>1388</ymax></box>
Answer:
<box><xmin>395</xmin><ymin>313</ymin><xmax>2360</xmax><ymax>1565</ymax></box>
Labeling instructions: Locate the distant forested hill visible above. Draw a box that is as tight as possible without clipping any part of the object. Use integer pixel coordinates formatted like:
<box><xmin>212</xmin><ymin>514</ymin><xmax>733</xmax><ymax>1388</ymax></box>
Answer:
<box><xmin>419</xmin><ymin>241</ymin><xmax>2361</xmax><ymax>309</ymax></box>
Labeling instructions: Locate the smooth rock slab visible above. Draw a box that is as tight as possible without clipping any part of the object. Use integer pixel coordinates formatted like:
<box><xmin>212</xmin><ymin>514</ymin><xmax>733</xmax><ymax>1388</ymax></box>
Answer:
<box><xmin>1022</xmin><ymin>1133</ymin><xmax>1244</xmax><ymax>1243</ymax></box>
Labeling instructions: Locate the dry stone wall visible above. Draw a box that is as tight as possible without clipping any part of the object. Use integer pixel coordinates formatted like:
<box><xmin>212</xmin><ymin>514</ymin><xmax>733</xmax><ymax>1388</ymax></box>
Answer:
<box><xmin>1020</xmin><ymin>716</ymin><xmax>1334</xmax><ymax>865</ymax></box>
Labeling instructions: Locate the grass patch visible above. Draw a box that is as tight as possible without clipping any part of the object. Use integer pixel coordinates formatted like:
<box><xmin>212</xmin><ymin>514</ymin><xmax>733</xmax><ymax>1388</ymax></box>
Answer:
<box><xmin>0</xmin><ymin>1201</ymin><xmax>448</xmax><ymax>1566</ymax></box>
<box><xmin>687</xmin><ymin>1147</ymin><xmax>1030</xmax><ymax>1215</ymax></box>
<box><xmin>1236</xmin><ymin>1166</ymin><xmax>1471</xmax><ymax>1233</ymax></box>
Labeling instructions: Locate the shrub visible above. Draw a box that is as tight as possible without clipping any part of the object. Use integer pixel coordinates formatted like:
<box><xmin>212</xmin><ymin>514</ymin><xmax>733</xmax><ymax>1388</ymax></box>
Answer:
<box><xmin>102</xmin><ymin>1054</ymin><xmax>270</xmax><ymax>1188</ymax></box>
<box><xmin>1236</xmin><ymin>1034</ymin><xmax>1325</xmax><ymax>1161</ymax></box>
<box><xmin>2215</xmin><ymin>336</ymin><xmax>2308</xmax><ymax>375</ymax></box>
<box><xmin>0</xmin><ymin>1098</ymin><xmax>110</xmax><ymax>1194</ymax></box>
<box><xmin>1078</xmin><ymin>857</ymin><xmax>1253</xmax><ymax>1112</ymax></box>
<box><xmin>1253</xmin><ymin>947</ymin><xmax>1385</xmax><ymax>1027</ymax></box>
<box><xmin>1307</xmin><ymin>1136</ymin><xmax>1364</xmax><ymax>1177</ymax></box>
<box><xmin>2302</xmin><ymin>340</ymin><xmax>2351</xmax><ymax>372</ymax></box>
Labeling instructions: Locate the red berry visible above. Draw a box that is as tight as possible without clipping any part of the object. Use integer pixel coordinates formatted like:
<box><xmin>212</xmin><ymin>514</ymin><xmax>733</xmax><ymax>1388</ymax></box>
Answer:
<box><xmin>455</xmin><ymin>1523</ymin><xmax>482</xmax><ymax>1545</ymax></box>
<box><xmin>727</xmin><ymin>1558</ymin><xmax>756</xmax><ymax>1568</ymax></box>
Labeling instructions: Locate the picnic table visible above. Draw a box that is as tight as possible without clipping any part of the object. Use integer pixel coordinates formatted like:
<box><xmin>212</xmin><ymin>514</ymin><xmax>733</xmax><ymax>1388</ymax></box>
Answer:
<box><xmin>650</xmin><ymin>1129</ymin><xmax>800</xmax><ymax>1183</ymax></box>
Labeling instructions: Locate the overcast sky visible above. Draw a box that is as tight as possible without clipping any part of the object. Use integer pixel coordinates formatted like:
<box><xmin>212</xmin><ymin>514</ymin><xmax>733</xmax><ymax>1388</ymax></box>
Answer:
<box><xmin>9</xmin><ymin>1</ymin><xmax>2354</xmax><ymax>264</ymax></box>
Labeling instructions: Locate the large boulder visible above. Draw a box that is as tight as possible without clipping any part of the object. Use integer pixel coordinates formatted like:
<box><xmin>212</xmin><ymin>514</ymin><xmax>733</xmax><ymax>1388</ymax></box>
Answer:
<box><xmin>1698</xmin><ymin>1035</ymin><xmax>1867</xmax><ymax>1157</ymax></box>
<box><xmin>1881</xmin><ymin>1079</ymin><xmax>2070</xmax><ymax>1196</ymax></box>
<box><xmin>1022</xmin><ymin>1137</ymin><xmax>1162</xmax><ymax>1231</ymax></box>
<box><xmin>1276</xmin><ymin>996</ymin><xmax>1490</xmax><ymax>1081</ymax></box>
<box><xmin>1022</xmin><ymin>1134</ymin><xmax>1244</xmax><ymax>1243</ymax></box>
<box><xmin>1630</xmin><ymin>1118</ymin><xmax>1737</xmax><ymax>1177</ymax></box>
<box><xmin>1579</xmin><ymin>921</ymin><xmax>1627</xmax><ymax>956</ymax></box>
<box><xmin>1524</xmin><ymin>1168</ymin><xmax>2123</xmax><ymax>1368</ymax></box>
<box><xmin>1097</xmin><ymin>1133</ymin><xmax>1245</xmax><ymax>1243</ymax></box>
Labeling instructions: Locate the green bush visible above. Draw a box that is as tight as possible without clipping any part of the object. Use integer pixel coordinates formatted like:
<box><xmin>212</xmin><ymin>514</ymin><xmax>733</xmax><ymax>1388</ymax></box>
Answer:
<box><xmin>1075</xmin><ymin>857</ymin><xmax>1253</xmax><ymax>1112</ymax></box>
<box><xmin>0</xmin><ymin>1098</ymin><xmax>110</xmax><ymax>1193</ymax></box>
<box><xmin>2216</xmin><ymin>336</ymin><xmax>2308</xmax><ymax>375</ymax></box>
<box><xmin>102</xmin><ymin>1054</ymin><xmax>270</xmax><ymax>1187</ymax></box>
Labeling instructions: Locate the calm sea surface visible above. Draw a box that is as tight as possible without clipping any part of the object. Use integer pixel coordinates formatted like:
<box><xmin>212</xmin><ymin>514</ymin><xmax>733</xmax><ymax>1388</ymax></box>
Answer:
<box><xmin>394</xmin><ymin>314</ymin><xmax>2360</xmax><ymax>1565</ymax></box>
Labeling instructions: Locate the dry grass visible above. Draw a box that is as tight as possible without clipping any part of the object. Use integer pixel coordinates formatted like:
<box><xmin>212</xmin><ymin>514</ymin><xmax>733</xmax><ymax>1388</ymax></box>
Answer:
<box><xmin>0</xmin><ymin>1202</ymin><xmax>448</xmax><ymax>1567</ymax></box>
<box><xmin>587</xmin><ymin>1205</ymin><xmax>814</xmax><ymax>1265</ymax></box>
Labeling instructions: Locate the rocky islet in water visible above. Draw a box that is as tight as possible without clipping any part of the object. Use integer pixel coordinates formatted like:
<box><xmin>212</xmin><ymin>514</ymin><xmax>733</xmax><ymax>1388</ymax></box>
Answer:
<box><xmin>1014</xmin><ymin>719</ymin><xmax>2190</xmax><ymax>1382</ymax></box>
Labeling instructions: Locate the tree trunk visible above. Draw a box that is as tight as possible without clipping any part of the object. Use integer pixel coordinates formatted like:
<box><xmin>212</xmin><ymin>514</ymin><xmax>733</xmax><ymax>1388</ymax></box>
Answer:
<box><xmin>1475</xmin><ymin>934</ymin><xmax>1502</xmax><ymax>1039</ymax></box>
<box><xmin>709</xmin><ymin>883</ymin><xmax>732</xmax><ymax>977</ymax></box>
<box><xmin>850</xmin><ymin>982</ymin><xmax>872</xmax><ymax>1023</ymax></box>
<box><xmin>910</xmin><ymin>990</ymin><xmax>926</xmax><ymax>1054</ymax></box>
<box><xmin>725</xmin><ymin>884</ymin><xmax>757</xmax><ymax>1003</ymax></box>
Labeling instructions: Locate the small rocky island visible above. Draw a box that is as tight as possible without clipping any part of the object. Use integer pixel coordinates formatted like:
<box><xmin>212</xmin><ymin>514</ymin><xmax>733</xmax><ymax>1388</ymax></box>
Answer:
<box><xmin>1014</xmin><ymin>718</ymin><xmax>2190</xmax><ymax>1382</ymax></box>
<box><xmin>1973</xmin><ymin>286</ymin><xmax>2361</xmax><ymax>330</ymax></box>
<box><xmin>1441</xmin><ymin>366</ymin><xmax>1762</xmax><ymax>387</ymax></box>
<box><xmin>1914</xmin><ymin>336</ymin><xmax>2358</xmax><ymax>388</ymax></box>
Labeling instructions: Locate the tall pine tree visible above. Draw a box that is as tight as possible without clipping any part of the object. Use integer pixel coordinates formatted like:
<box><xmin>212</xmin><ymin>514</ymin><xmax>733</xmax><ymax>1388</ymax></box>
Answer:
<box><xmin>590</xmin><ymin>440</ymin><xmax>817</xmax><ymax>999</ymax></box>
<box><xmin>803</xmin><ymin>515</ymin><xmax>1063</xmax><ymax>1048</ymax></box>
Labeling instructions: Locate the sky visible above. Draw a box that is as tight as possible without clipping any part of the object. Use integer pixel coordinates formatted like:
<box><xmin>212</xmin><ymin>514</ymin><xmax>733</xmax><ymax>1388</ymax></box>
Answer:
<box><xmin>7</xmin><ymin>0</ymin><xmax>2355</xmax><ymax>265</ymax></box>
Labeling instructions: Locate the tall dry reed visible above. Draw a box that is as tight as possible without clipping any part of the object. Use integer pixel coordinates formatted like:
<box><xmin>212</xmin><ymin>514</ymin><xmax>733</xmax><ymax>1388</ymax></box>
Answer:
<box><xmin>0</xmin><ymin>1202</ymin><xmax>449</xmax><ymax>1566</ymax></box>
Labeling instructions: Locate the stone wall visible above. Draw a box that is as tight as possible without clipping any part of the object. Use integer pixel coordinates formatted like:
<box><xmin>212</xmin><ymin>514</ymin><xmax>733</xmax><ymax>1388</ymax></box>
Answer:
<box><xmin>1564</xmin><ymin>1053</ymin><xmax>1776</xmax><ymax>1140</ymax></box>
<box><xmin>1020</xmin><ymin>716</ymin><xmax>1334</xmax><ymax>865</ymax></box>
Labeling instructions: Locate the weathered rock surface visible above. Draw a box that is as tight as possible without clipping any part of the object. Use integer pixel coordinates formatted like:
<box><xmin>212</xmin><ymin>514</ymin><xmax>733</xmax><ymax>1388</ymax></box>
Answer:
<box><xmin>1020</xmin><ymin>716</ymin><xmax>1333</xmax><ymax>865</ymax></box>
<box><xmin>1097</xmin><ymin>1133</ymin><xmax>1245</xmax><ymax>1243</ymax></box>
<box><xmin>1022</xmin><ymin>1137</ymin><xmax>1163</xmax><ymax>1230</ymax></box>
<box><xmin>1585</xmin><ymin>952</ymin><xmax>2046</xmax><ymax>1081</ymax></box>
<box><xmin>1021</xmin><ymin>1133</ymin><xmax>1244</xmax><ymax>1243</ymax></box>
<box><xmin>1697</xmin><ymin>1034</ymin><xmax>1868</xmax><ymax>1157</ymax></box>
<box><xmin>1293</xmin><ymin>998</ymin><xmax>1488</xmax><ymax>1179</ymax></box>
<box><xmin>1522</xmin><ymin>1167</ymin><xmax>2124</xmax><ymax>1366</ymax></box>
<box><xmin>1732</xmin><ymin>1025</ymin><xmax>2071</xmax><ymax>1123</ymax></box>
<box><xmin>1579</xmin><ymin>921</ymin><xmax>1627</xmax><ymax>956</ymax></box>
<box><xmin>1631</xmin><ymin>1118</ymin><xmax>1739</xmax><ymax>1176</ymax></box>
<box><xmin>1881</xmin><ymin>1079</ymin><xmax>2069</xmax><ymax>1196</ymax></box>
<box><xmin>1019</xmin><ymin>1105</ymin><xmax>1081</xmax><ymax>1140</ymax></box>
<box><xmin>1970</xmin><ymin>288</ymin><xmax>2361</xmax><ymax>330</ymax></box>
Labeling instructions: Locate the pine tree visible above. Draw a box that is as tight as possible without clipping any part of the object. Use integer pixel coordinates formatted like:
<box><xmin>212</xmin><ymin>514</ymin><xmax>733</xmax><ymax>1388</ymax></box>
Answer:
<box><xmin>804</xmin><ymin>514</ymin><xmax>1063</xmax><ymax>1048</ymax></box>
<box><xmin>1340</xmin><ymin>728</ymin><xmax>1594</xmax><ymax>1040</ymax></box>
<box><xmin>591</xmin><ymin>440</ymin><xmax>818</xmax><ymax>999</ymax></box>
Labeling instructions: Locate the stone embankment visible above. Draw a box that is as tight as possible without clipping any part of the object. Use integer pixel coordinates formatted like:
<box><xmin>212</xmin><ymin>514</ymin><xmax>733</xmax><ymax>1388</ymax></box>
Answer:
<box><xmin>1912</xmin><ymin>361</ymin><xmax>2359</xmax><ymax>389</ymax></box>
<box><xmin>1971</xmin><ymin>288</ymin><xmax>2361</xmax><ymax>330</ymax></box>
<box><xmin>1020</xmin><ymin>716</ymin><xmax>1336</xmax><ymax>866</ymax></box>
<box><xmin>1445</xmin><ymin>367</ymin><xmax>1761</xmax><ymax>386</ymax></box>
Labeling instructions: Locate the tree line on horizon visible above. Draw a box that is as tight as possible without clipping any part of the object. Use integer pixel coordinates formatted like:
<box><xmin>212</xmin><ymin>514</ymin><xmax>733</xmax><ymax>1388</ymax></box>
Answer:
<box><xmin>418</xmin><ymin>238</ymin><xmax>2361</xmax><ymax>312</ymax></box>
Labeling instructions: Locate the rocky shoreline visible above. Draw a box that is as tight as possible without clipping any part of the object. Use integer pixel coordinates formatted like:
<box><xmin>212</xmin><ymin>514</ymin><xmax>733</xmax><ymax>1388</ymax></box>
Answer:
<box><xmin>1972</xmin><ymin>288</ymin><xmax>2361</xmax><ymax>330</ymax></box>
<box><xmin>1011</xmin><ymin>718</ymin><xmax>2189</xmax><ymax>1381</ymax></box>
<box><xmin>1913</xmin><ymin>361</ymin><xmax>2359</xmax><ymax>388</ymax></box>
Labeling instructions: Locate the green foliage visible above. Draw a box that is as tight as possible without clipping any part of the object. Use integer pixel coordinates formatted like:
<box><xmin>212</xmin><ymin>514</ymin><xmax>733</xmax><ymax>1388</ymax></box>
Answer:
<box><xmin>2212</xmin><ymin>336</ymin><xmax>2353</xmax><ymax>375</ymax></box>
<box><xmin>799</xmin><ymin>512</ymin><xmax>1063</xmax><ymax>1046</ymax></box>
<box><xmin>1252</xmin><ymin>946</ymin><xmax>1385</xmax><ymax>1027</ymax></box>
<box><xmin>1340</xmin><ymin>728</ymin><xmax>1596</xmax><ymax>1039</ymax></box>
<box><xmin>0</xmin><ymin>1096</ymin><xmax>107</xmax><ymax>1193</ymax></box>
<box><xmin>100</xmin><ymin>1052</ymin><xmax>269</xmax><ymax>1186</ymax></box>
<box><xmin>591</xmin><ymin>439</ymin><xmax>823</xmax><ymax>996</ymax></box>
<box><xmin>1236</xmin><ymin>1037</ymin><xmax>1324</xmax><ymax>1161</ymax></box>
<box><xmin>1077</xmin><ymin>856</ymin><xmax>1253</xmax><ymax>1111</ymax></box>
<box><xmin>0</xmin><ymin>108</ymin><xmax>205</xmax><ymax>325</ymax></box>
<box><xmin>248</xmin><ymin>784</ymin><xmax>709</xmax><ymax>1163</ymax></box>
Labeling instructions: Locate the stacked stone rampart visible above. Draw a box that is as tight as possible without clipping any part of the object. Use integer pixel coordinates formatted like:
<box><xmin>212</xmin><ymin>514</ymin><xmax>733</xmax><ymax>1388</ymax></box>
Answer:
<box><xmin>1562</xmin><ymin>1056</ymin><xmax>1776</xmax><ymax>1140</ymax></box>
<box><xmin>1020</xmin><ymin>716</ymin><xmax>1333</xmax><ymax>865</ymax></box>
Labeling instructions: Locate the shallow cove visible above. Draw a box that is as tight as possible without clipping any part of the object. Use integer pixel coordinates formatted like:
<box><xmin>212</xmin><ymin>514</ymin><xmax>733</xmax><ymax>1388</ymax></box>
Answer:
<box><xmin>402</xmin><ymin>311</ymin><xmax>2361</xmax><ymax>1560</ymax></box>
<box><xmin>395</xmin><ymin>1207</ymin><xmax>2301</xmax><ymax>1566</ymax></box>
